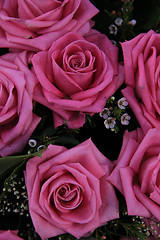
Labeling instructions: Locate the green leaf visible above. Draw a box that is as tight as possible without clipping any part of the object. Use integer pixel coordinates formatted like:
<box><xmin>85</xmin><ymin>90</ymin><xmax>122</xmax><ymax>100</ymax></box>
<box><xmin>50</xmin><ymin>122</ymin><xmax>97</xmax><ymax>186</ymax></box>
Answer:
<box><xmin>0</xmin><ymin>150</ymin><xmax>44</xmax><ymax>182</ymax></box>
<box><xmin>40</xmin><ymin>124</ymin><xmax>57</xmax><ymax>138</ymax></box>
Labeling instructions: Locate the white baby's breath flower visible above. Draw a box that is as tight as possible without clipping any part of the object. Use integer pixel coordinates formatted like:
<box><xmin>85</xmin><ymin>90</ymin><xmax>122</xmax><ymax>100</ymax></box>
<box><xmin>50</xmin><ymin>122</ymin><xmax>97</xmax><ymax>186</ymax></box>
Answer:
<box><xmin>37</xmin><ymin>145</ymin><xmax>46</xmax><ymax>151</ymax></box>
<box><xmin>121</xmin><ymin>113</ymin><xmax>131</xmax><ymax>125</ymax></box>
<box><xmin>109</xmin><ymin>24</ymin><xmax>118</xmax><ymax>35</ymax></box>
<box><xmin>104</xmin><ymin>117</ymin><xmax>116</xmax><ymax>129</ymax></box>
<box><xmin>99</xmin><ymin>108</ymin><xmax>110</xmax><ymax>119</ymax></box>
<box><xmin>118</xmin><ymin>97</ymin><xmax>128</xmax><ymax>109</ymax></box>
<box><xmin>115</xmin><ymin>17</ymin><xmax>123</xmax><ymax>26</ymax></box>
<box><xmin>28</xmin><ymin>139</ymin><xmax>37</xmax><ymax>147</ymax></box>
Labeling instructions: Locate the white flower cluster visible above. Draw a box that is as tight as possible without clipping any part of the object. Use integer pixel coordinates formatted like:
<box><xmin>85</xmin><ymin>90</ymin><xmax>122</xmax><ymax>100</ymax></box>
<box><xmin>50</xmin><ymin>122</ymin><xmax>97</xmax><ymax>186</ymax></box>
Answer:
<box><xmin>28</xmin><ymin>139</ymin><xmax>46</xmax><ymax>153</ymax></box>
<box><xmin>100</xmin><ymin>97</ymin><xmax>131</xmax><ymax>131</ymax></box>
<box><xmin>109</xmin><ymin>17</ymin><xmax>136</xmax><ymax>35</ymax></box>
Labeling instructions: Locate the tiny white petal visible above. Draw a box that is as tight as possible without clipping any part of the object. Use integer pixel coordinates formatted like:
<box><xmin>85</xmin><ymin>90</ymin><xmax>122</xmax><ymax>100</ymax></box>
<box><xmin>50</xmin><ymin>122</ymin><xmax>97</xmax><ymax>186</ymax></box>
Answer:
<box><xmin>130</xmin><ymin>19</ymin><xmax>136</xmax><ymax>26</ymax></box>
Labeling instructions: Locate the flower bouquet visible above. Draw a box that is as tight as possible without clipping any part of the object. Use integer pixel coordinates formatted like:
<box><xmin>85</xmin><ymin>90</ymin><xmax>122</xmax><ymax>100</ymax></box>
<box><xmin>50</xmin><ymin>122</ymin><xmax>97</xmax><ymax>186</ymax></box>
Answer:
<box><xmin>0</xmin><ymin>0</ymin><xmax>160</xmax><ymax>239</ymax></box>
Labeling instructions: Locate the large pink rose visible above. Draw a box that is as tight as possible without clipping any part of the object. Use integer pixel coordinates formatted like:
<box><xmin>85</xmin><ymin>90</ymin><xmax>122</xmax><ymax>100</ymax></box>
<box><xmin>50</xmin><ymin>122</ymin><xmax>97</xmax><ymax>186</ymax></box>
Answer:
<box><xmin>0</xmin><ymin>230</ymin><xmax>23</xmax><ymax>240</ymax></box>
<box><xmin>0</xmin><ymin>0</ymin><xmax>98</xmax><ymax>51</ymax></box>
<box><xmin>121</xmin><ymin>30</ymin><xmax>160</xmax><ymax>133</ymax></box>
<box><xmin>31</xmin><ymin>30</ymin><xmax>124</xmax><ymax>129</ymax></box>
<box><xmin>25</xmin><ymin>139</ymin><xmax>119</xmax><ymax>239</ymax></box>
<box><xmin>108</xmin><ymin>128</ymin><xmax>160</xmax><ymax>221</ymax></box>
<box><xmin>0</xmin><ymin>51</ymin><xmax>40</xmax><ymax>156</ymax></box>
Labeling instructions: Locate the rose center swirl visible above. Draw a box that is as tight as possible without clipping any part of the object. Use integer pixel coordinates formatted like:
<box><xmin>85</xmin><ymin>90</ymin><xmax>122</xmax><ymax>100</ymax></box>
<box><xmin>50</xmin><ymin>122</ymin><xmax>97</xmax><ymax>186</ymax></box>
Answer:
<box><xmin>54</xmin><ymin>183</ymin><xmax>83</xmax><ymax>212</ymax></box>
<box><xmin>67</xmin><ymin>52</ymin><xmax>86</xmax><ymax>71</ymax></box>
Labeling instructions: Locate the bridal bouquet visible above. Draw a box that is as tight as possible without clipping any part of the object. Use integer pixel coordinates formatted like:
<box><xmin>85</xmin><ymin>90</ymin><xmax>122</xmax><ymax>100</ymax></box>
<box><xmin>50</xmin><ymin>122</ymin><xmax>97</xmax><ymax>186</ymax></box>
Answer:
<box><xmin>0</xmin><ymin>0</ymin><xmax>160</xmax><ymax>239</ymax></box>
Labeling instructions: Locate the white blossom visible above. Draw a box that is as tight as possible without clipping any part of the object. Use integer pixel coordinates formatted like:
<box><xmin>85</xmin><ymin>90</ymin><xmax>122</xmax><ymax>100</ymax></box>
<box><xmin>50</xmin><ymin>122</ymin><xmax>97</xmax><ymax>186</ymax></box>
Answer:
<box><xmin>115</xmin><ymin>17</ymin><xmax>123</xmax><ymax>26</ymax></box>
<box><xmin>118</xmin><ymin>97</ymin><xmax>128</xmax><ymax>109</ymax></box>
<box><xmin>99</xmin><ymin>108</ymin><xmax>110</xmax><ymax>119</ymax></box>
<box><xmin>121</xmin><ymin>113</ymin><xmax>131</xmax><ymax>125</ymax></box>
<box><xmin>104</xmin><ymin>117</ymin><xmax>116</xmax><ymax>129</ymax></box>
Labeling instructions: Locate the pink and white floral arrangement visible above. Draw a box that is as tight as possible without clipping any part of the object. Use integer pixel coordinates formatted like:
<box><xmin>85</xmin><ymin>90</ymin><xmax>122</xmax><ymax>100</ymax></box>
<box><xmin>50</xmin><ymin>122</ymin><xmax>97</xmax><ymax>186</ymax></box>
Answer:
<box><xmin>0</xmin><ymin>0</ymin><xmax>160</xmax><ymax>240</ymax></box>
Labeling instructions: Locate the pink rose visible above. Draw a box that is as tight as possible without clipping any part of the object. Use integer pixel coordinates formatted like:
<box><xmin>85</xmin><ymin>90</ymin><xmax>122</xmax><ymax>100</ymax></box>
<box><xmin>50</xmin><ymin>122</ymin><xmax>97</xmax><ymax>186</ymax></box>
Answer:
<box><xmin>0</xmin><ymin>230</ymin><xmax>23</xmax><ymax>240</ymax></box>
<box><xmin>0</xmin><ymin>0</ymin><xmax>98</xmax><ymax>51</ymax></box>
<box><xmin>108</xmin><ymin>128</ymin><xmax>160</xmax><ymax>220</ymax></box>
<box><xmin>31</xmin><ymin>30</ymin><xmax>124</xmax><ymax>129</ymax></box>
<box><xmin>121</xmin><ymin>30</ymin><xmax>160</xmax><ymax>133</ymax></box>
<box><xmin>0</xmin><ymin>51</ymin><xmax>40</xmax><ymax>156</ymax></box>
<box><xmin>25</xmin><ymin>139</ymin><xmax>119</xmax><ymax>239</ymax></box>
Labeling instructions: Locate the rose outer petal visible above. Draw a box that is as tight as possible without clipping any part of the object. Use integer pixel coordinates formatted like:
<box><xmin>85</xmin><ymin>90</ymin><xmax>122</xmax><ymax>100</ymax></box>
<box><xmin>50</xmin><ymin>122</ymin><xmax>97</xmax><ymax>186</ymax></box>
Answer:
<box><xmin>120</xmin><ymin>167</ymin><xmax>151</xmax><ymax>217</ymax></box>
<box><xmin>0</xmin><ymin>230</ymin><xmax>23</xmax><ymax>240</ymax></box>
<box><xmin>134</xmin><ymin>184</ymin><xmax>160</xmax><ymax>220</ymax></box>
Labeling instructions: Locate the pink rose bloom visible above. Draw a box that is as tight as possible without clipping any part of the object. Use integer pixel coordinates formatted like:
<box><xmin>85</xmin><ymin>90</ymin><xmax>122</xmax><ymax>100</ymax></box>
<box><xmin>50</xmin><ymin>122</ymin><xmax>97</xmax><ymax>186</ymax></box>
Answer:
<box><xmin>0</xmin><ymin>230</ymin><xmax>23</xmax><ymax>240</ymax></box>
<box><xmin>25</xmin><ymin>139</ymin><xmax>119</xmax><ymax>240</ymax></box>
<box><xmin>31</xmin><ymin>30</ymin><xmax>124</xmax><ymax>129</ymax></box>
<box><xmin>121</xmin><ymin>30</ymin><xmax>160</xmax><ymax>133</ymax></box>
<box><xmin>108</xmin><ymin>128</ymin><xmax>160</xmax><ymax>221</ymax></box>
<box><xmin>0</xmin><ymin>51</ymin><xmax>40</xmax><ymax>156</ymax></box>
<box><xmin>0</xmin><ymin>0</ymin><xmax>98</xmax><ymax>51</ymax></box>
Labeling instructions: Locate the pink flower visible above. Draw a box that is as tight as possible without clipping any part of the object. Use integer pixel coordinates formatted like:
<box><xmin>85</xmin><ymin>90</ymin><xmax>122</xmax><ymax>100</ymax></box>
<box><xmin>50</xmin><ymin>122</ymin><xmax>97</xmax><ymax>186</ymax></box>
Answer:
<box><xmin>0</xmin><ymin>51</ymin><xmax>40</xmax><ymax>156</ymax></box>
<box><xmin>25</xmin><ymin>139</ymin><xmax>119</xmax><ymax>240</ymax></box>
<box><xmin>121</xmin><ymin>30</ymin><xmax>160</xmax><ymax>133</ymax></box>
<box><xmin>108</xmin><ymin>128</ymin><xmax>160</xmax><ymax>221</ymax></box>
<box><xmin>0</xmin><ymin>230</ymin><xmax>23</xmax><ymax>240</ymax></box>
<box><xmin>31</xmin><ymin>30</ymin><xmax>124</xmax><ymax>129</ymax></box>
<box><xmin>0</xmin><ymin>0</ymin><xmax>98</xmax><ymax>51</ymax></box>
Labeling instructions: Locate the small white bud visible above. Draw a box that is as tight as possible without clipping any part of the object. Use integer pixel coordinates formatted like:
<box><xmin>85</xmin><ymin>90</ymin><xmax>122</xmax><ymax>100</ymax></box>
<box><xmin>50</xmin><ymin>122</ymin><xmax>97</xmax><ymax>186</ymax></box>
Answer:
<box><xmin>129</xmin><ymin>19</ymin><xmax>137</xmax><ymax>26</ymax></box>
<box><xmin>28</xmin><ymin>139</ymin><xmax>37</xmax><ymax>147</ymax></box>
